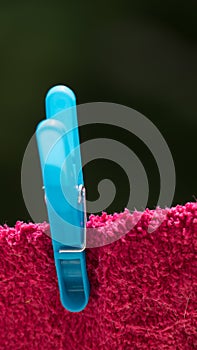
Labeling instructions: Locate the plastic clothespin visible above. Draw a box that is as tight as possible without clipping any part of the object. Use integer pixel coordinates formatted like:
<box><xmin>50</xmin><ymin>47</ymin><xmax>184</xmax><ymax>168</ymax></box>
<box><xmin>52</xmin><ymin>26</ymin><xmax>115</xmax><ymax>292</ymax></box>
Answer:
<box><xmin>36</xmin><ymin>85</ymin><xmax>90</xmax><ymax>312</ymax></box>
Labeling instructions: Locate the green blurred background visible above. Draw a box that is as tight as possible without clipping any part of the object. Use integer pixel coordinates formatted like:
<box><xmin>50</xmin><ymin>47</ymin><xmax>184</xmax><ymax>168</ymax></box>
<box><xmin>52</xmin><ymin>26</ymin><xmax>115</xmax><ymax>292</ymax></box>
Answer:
<box><xmin>0</xmin><ymin>1</ymin><xmax>196</xmax><ymax>225</ymax></box>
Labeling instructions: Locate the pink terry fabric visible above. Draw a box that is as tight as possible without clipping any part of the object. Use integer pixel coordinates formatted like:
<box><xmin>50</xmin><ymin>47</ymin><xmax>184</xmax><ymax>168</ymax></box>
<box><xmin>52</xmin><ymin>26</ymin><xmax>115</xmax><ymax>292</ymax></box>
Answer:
<box><xmin>0</xmin><ymin>202</ymin><xmax>197</xmax><ymax>349</ymax></box>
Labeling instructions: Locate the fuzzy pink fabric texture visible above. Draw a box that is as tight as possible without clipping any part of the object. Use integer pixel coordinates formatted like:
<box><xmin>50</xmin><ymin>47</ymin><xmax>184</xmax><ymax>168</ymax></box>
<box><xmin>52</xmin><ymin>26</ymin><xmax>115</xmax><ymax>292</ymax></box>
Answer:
<box><xmin>0</xmin><ymin>202</ymin><xmax>197</xmax><ymax>350</ymax></box>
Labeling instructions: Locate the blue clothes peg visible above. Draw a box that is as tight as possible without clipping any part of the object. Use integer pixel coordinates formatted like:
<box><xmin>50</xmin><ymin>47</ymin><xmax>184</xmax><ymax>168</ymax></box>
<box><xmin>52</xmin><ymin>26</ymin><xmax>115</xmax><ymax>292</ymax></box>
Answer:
<box><xmin>36</xmin><ymin>85</ymin><xmax>90</xmax><ymax>312</ymax></box>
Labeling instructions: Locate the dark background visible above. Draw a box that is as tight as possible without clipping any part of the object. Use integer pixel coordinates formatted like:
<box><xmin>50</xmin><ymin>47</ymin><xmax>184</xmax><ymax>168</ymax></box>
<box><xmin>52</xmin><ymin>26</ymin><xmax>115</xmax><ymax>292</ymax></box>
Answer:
<box><xmin>0</xmin><ymin>1</ymin><xmax>196</xmax><ymax>225</ymax></box>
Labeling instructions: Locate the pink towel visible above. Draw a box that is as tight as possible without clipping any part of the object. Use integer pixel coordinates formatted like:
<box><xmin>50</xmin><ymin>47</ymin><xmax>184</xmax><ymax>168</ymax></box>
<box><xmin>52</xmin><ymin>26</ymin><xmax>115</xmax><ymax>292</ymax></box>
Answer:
<box><xmin>0</xmin><ymin>202</ymin><xmax>197</xmax><ymax>349</ymax></box>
